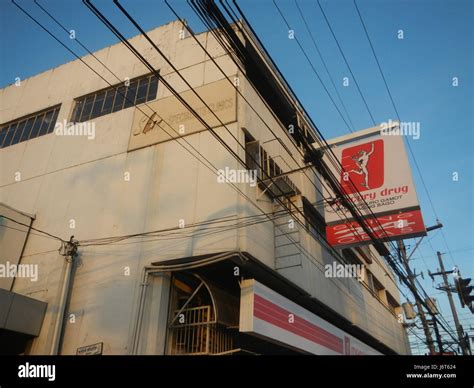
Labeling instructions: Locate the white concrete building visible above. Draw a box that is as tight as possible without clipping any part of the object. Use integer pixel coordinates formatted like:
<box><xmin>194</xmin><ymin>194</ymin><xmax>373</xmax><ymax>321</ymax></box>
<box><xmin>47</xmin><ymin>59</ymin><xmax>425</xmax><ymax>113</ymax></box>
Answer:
<box><xmin>0</xmin><ymin>20</ymin><xmax>410</xmax><ymax>355</ymax></box>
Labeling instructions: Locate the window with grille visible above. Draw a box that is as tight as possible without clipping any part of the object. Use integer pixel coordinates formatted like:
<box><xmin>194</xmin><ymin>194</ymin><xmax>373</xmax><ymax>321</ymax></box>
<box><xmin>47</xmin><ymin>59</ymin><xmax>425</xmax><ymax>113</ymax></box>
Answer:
<box><xmin>70</xmin><ymin>73</ymin><xmax>158</xmax><ymax>123</ymax></box>
<box><xmin>0</xmin><ymin>105</ymin><xmax>61</xmax><ymax>149</ymax></box>
<box><xmin>244</xmin><ymin>130</ymin><xmax>300</xmax><ymax>198</ymax></box>
<box><xmin>302</xmin><ymin>196</ymin><xmax>326</xmax><ymax>237</ymax></box>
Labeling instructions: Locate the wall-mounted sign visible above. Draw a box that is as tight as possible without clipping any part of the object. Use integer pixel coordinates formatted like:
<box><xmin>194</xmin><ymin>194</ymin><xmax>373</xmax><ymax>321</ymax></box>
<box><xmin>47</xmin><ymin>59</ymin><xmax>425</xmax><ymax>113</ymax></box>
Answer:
<box><xmin>76</xmin><ymin>342</ymin><xmax>103</xmax><ymax>355</ymax></box>
<box><xmin>239</xmin><ymin>279</ymin><xmax>381</xmax><ymax>355</ymax></box>
<box><xmin>319</xmin><ymin>123</ymin><xmax>426</xmax><ymax>248</ymax></box>
<box><xmin>128</xmin><ymin>78</ymin><xmax>237</xmax><ymax>152</ymax></box>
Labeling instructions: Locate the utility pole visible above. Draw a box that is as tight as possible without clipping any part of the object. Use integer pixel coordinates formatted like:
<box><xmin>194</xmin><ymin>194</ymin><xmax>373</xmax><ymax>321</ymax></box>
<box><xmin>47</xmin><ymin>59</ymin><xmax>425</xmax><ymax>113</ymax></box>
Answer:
<box><xmin>435</xmin><ymin>251</ymin><xmax>468</xmax><ymax>355</ymax></box>
<box><xmin>430</xmin><ymin>317</ymin><xmax>444</xmax><ymax>354</ymax></box>
<box><xmin>398</xmin><ymin>240</ymin><xmax>436</xmax><ymax>354</ymax></box>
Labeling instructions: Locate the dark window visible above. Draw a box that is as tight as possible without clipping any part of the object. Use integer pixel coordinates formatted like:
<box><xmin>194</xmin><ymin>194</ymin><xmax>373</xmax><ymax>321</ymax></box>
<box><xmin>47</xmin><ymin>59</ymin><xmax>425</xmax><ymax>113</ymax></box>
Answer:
<box><xmin>20</xmin><ymin>118</ymin><xmax>35</xmax><ymax>142</ymax></box>
<box><xmin>342</xmin><ymin>248</ymin><xmax>363</xmax><ymax>266</ymax></box>
<box><xmin>3</xmin><ymin>123</ymin><xmax>17</xmax><ymax>147</ymax></box>
<box><xmin>102</xmin><ymin>90</ymin><xmax>115</xmax><ymax>115</ymax></box>
<box><xmin>0</xmin><ymin>126</ymin><xmax>7</xmax><ymax>147</ymax></box>
<box><xmin>48</xmin><ymin>108</ymin><xmax>60</xmax><ymax>134</ymax></box>
<box><xmin>1</xmin><ymin>105</ymin><xmax>61</xmax><ymax>148</ymax></box>
<box><xmin>252</xmin><ymin>142</ymin><xmax>300</xmax><ymax>199</ymax></box>
<box><xmin>147</xmin><ymin>75</ymin><xmax>158</xmax><ymax>100</ymax></box>
<box><xmin>244</xmin><ymin>130</ymin><xmax>259</xmax><ymax>173</ymax></box>
<box><xmin>269</xmin><ymin>158</ymin><xmax>276</xmax><ymax>176</ymax></box>
<box><xmin>29</xmin><ymin>114</ymin><xmax>44</xmax><ymax>139</ymax></box>
<box><xmin>71</xmin><ymin>100</ymin><xmax>84</xmax><ymax>123</ymax></box>
<box><xmin>303</xmin><ymin>196</ymin><xmax>326</xmax><ymax>237</ymax></box>
<box><xmin>90</xmin><ymin>91</ymin><xmax>106</xmax><ymax>119</ymax></box>
<box><xmin>135</xmin><ymin>78</ymin><xmax>148</xmax><ymax>104</ymax></box>
<box><xmin>71</xmin><ymin>73</ymin><xmax>159</xmax><ymax>123</ymax></box>
<box><xmin>80</xmin><ymin>95</ymin><xmax>95</xmax><ymax>121</ymax></box>
<box><xmin>112</xmin><ymin>86</ymin><xmax>126</xmax><ymax>113</ymax></box>
<box><xmin>39</xmin><ymin>110</ymin><xmax>54</xmax><ymax>136</ymax></box>
<box><xmin>123</xmin><ymin>80</ymin><xmax>138</xmax><ymax>109</ymax></box>
<box><xmin>11</xmin><ymin>120</ymin><xmax>26</xmax><ymax>145</ymax></box>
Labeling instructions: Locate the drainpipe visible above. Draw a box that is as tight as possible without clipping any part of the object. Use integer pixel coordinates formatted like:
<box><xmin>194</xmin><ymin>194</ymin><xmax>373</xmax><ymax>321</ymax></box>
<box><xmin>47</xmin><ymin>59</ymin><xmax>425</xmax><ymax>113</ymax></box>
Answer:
<box><xmin>130</xmin><ymin>267</ymin><xmax>151</xmax><ymax>354</ymax></box>
<box><xmin>50</xmin><ymin>237</ymin><xmax>77</xmax><ymax>355</ymax></box>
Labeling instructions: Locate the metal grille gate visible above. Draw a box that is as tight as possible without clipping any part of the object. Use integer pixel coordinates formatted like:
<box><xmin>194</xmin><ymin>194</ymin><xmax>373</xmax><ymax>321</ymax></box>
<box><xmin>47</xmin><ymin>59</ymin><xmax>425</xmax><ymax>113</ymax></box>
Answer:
<box><xmin>169</xmin><ymin>306</ymin><xmax>233</xmax><ymax>355</ymax></box>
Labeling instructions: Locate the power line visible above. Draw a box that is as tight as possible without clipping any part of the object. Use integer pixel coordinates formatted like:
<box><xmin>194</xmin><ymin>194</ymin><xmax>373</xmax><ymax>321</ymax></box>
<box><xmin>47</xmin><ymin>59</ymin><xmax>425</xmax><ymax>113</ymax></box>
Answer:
<box><xmin>168</xmin><ymin>0</ymin><xmax>418</xmax><ymax>308</ymax></box>
<box><xmin>0</xmin><ymin>223</ymin><xmax>62</xmax><ymax>242</ymax></box>
<box><xmin>164</xmin><ymin>0</ymin><xmax>389</xmax><ymax>271</ymax></box>
<box><xmin>230</xmin><ymin>0</ymin><xmax>459</xmax><ymax>345</ymax></box>
<box><xmin>260</xmin><ymin>0</ymin><xmax>410</xmax><ymax>263</ymax></box>
<box><xmin>15</xmin><ymin>0</ymin><xmax>343</xmax><ymax>288</ymax></box>
<box><xmin>271</xmin><ymin>0</ymin><xmax>353</xmax><ymax>133</ymax></box>
<box><xmin>0</xmin><ymin>214</ymin><xmax>65</xmax><ymax>242</ymax></box>
<box><xmin>316</xmin><ymin>0</ymin><xmax>376</xmax><ymax>126</ymax></box>
<box><xmin>343</xmin><ymin>0</ymin><xmax>464</xmax><ymax>339</ymax></box>
<box><xmin>352</xmin><ymin>0</ymin><xmax>457</xmax><ymax>269</ymax></box>
<box><xmin>22</xmin><ymin>0</ymin><xmax>357</xmax><ymax>285</ymax></box>
<box><xmin>77</xmin><ymin>1</ymin><xmax>414</xmax><ymax>332</ymax></box>
<box><xmin>293</xmin><ymin>0</ymin><xmax>355</xmax><ymax>132</ymax></box>
<box><xmin>228</xmin><ymin>0</ymin><xmax>409</xmax><ymax>271</ymax></box>
<box><xmin>13</xmin><ymin>0</ymin><xmax>460</xmax><ymax>348</ymax></box>
<box><xmin>255</xmin><ymin>0</ymin><xmax>458</xmax><ymax>340</ymax></box>
<box><xmin>196</xmin><ymin>0</ymin><xmax>418</xmax><ymax>302</ymax></box>
<box><xmin>107</xmin><ymin>0</ymin><xmax>388</xmax><ymax>272</ymax></box>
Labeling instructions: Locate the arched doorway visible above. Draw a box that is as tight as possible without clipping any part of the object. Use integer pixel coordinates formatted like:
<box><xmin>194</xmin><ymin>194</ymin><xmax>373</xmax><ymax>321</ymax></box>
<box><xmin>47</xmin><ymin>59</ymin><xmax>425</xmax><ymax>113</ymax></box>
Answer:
<box><xmin>167</xmin><ymin>272</ymin><xmax>235</xmax><ymax>355</ymax></box>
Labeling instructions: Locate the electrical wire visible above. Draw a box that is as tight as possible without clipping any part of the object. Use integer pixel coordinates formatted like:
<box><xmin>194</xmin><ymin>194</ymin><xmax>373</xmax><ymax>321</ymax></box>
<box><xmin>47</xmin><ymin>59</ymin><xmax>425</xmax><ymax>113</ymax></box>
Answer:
<box><xmin>271</xmin><ymin>0</ymin><xmax>354</xmax><ymax>133</ymax></box>
<box><xmin>231</xmin><ymin>0</ymin><xmax>460</xmax><ymax>344</ymax></box>
<box><xmin>11</xmin><ymin>0</ymin><xmax>462</xmax><ymax>350</ymax></box>
<box><xmin>0</xmin><ymin>214</ymin><xmax>65</xmax><ymax>242</ymax></box>
<box><xmin>293</xmin><ymin>0</ymin><xmax>355</xmax><ymax>132</ymax></box>
<box><xmin>316</xmin><ymin>0</ymin><xmax>376</xmax><ymax>125</ymax></box>
<box><xmin>353</xmin><ymin>0</ymin><xmax>458</xmax><ymax>269</ymax></box>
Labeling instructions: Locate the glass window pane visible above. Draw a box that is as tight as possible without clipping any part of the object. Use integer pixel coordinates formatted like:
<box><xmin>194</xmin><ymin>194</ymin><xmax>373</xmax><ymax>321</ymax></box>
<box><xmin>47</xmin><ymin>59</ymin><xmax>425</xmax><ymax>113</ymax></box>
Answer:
<box><xmin>39</xmin><ymin>110</ymin><xmax>54</xmax><ymax>136</ymax></box>
<box><xmin>135</xmin><ymin>78</ymin><xmax>148</xmax><ymax>105</ymax></box>
<box><xmin>3</xmin><ymin>124</ymin><xmax>17</xmax><ymax>147</ymax></box>
<box><xmin>123</xmin><ymin>80</ymin><xmax>138</xmax><ymax>109</ymax></box>
<box><xmin>20</xmin><ymin>117</ymin><xmax>35</xmax><ymax>142</ymax></box>
<box><xmin>72</xmin><ymin>99</ymin><xmax>84</xmax><ymax>123</ymax></box>
<box><xmin>48</xmin><ymin>107</ymin><xmax>60</xmax><ymax>134</ymax></box>
<box><xmin>91</xmin><ymin>91</ymin><xmax>106</xmax><ymax>119</ymax></box>
<box><xmin>146</xmin><ymin>76</ymin><xmax>158</xmax><ymax>101</ymax></box>
<box><xmin>29</xmin><ymin>114</ymin><xmax>44</xmax><ymax>139</ymax></box>
<box><xmin>113</xmin><ymin>86</ymin><xmax>126</xmax><ymax>112</ymax></box>
<box><xmin>11</xmin><ymin>120</ymin><xmax>26</xmax><ymax>145</ymax></box>
<box><xmin>80</xmin><ymin>96</ymin><xmax>95</xmax><ymax>122</ymax></box>
<box><xmin>0</xmin><ymin>126</ymin><xmax>8</xmax><ymax>148</ymax></box>
<box><xmin>102</xmin><ymin>90</ymin><xmax>114</xmax><ymax>115</ymax></box>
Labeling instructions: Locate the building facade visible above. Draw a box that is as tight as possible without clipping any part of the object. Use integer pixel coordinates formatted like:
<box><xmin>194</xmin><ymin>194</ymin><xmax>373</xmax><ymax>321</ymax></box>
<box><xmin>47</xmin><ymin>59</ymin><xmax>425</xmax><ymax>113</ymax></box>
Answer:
<box><xmin>0</xmin><ymin>20</ymin><xmax>410</xmax><ymax>355</ymax></box>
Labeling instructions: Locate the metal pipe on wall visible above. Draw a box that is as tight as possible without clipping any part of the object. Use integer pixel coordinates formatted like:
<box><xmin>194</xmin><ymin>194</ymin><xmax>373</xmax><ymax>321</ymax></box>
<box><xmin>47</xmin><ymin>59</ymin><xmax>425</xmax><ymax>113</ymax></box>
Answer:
<box><xmin>50</xmin><ymin>255</ymin><xmax>74</xmax><ymax>355</ymax></box>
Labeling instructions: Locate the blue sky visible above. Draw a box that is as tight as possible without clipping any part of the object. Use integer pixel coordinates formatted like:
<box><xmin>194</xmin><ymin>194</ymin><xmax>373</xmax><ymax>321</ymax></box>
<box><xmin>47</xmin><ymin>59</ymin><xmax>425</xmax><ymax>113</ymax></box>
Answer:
<box><xmin>1</xmin><ymin>0</ymin><xmax>473</xmax><ymax>352</ymax></box>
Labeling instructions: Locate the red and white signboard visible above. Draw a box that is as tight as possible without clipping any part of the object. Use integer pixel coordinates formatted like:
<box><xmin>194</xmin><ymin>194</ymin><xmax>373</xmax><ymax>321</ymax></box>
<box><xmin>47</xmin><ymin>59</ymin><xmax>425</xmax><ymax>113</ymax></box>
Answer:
<box><xmin>326</xmin><ymin>209</ymin><xmax>425</xmax><ymax>248</ymax></box>
<box><xmin>321</xmin><ymin>123</ymin><xmax>426</xmax><ymax>247</ymax></box>
<box><xmin>239</xmin><ymin>279</ymin><xmax>381</xmax><ymax>355</ymax></box>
